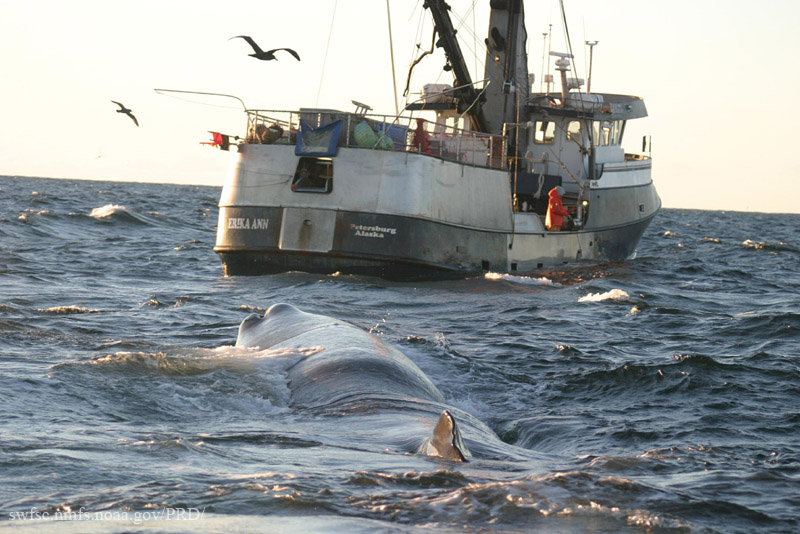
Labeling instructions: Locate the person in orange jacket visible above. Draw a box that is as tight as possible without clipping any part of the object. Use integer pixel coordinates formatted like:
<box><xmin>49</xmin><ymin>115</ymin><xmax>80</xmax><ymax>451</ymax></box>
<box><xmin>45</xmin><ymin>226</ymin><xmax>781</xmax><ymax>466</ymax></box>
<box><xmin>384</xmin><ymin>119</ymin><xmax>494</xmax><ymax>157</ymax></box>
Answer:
<box><xmin>545</xmin><ymin>186</ymin><xmax>570</xmax><ymax>231</ymax></box>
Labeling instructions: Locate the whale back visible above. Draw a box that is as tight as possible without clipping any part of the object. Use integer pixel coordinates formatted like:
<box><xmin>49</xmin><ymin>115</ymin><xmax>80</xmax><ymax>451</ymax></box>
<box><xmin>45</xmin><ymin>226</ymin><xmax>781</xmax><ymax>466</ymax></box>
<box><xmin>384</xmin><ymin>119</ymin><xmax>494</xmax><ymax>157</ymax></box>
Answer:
<box><xmin>236</xmin><ymin>303</ymin><xmax>446</xmax><ymax>408</ymax></box>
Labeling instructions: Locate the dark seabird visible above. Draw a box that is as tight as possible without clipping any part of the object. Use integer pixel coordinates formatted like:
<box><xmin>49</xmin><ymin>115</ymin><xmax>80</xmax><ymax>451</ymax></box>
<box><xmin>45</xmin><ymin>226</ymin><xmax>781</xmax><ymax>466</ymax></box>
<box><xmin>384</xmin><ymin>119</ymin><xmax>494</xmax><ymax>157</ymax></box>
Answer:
<box><xmin>111</xmin><ymin>101</ymin><xmax>139</xmax><ymax>127</ymax></box>
<box><xmin>229</xmin><ymin>36</ymin><xmax>300</xmax><ymax>61</ymax></box>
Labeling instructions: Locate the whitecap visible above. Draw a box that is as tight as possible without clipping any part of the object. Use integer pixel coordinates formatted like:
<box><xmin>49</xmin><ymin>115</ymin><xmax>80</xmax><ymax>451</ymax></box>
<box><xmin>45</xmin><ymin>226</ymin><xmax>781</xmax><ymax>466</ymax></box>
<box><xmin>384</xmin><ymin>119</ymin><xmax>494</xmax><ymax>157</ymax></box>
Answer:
<box><xmin>484</xmin><ymin>272</ymin><xmax>560</xmax><ymax>286</ymax></box>
<box><xmin>742</xmin><ymin>239</ymin><xmax>766</xmax><ymax>250</ymax></box>
<box><xmin>38</xmin><ymin>305</ymin><xmax>102</xmax><ymax>314</ymax></box>
<box><xmin>578</xmin><ymin>288</ymin><xmax>629</xmax><ymax>303</ymax></box>
<box><xmin>239</xmin><ymin>304</ymin><xmax>267</xmax><ymax>314</ymax></box>
<box><xmin>141</xmin><ymin>298</ymin><xmax>164</xmax><ymax>308</ymax></box>
<box><xmin>90</xmin><ymin>204</ymin><xmax>128</xmax><ymax>219</ymax></box>
<box><xmin>17</xmin><ymin>208</ymin><xmax>53</xmax><ymax>221</ymax></box>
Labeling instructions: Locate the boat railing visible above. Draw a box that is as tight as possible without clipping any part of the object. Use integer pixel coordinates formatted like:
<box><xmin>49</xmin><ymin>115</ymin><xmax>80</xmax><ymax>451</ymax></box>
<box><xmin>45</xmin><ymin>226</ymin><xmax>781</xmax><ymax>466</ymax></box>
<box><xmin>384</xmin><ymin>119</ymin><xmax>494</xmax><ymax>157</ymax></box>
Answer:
<box><xmin>624</xmin><ymin>153</ymin><xmax>651</xmax><ymax>163</ymax></box>
<box><xmin>244</xmin><ymin>109</ymin><xmax>507</xmax><ymax>170</ymax></box>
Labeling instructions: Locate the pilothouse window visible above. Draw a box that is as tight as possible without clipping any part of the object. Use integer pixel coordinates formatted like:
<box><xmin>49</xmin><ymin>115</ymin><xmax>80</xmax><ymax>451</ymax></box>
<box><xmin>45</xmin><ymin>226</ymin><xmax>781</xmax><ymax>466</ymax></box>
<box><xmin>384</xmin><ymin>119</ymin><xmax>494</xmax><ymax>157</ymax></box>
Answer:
<box><xmin>598</xmin><ymin>121</ymin><xmax>612</xmax><ymax>146</ymax></box>
<box><xmin>534</xmin><ymin>121</ymin><xmax>556</xmax><ymax>144</ymax></box>
<box><xmin>291</xmin><ymin>157</ymin><xmax>333</xmax><ymax>193</ymax></box>
<box><xmin>593</xmin><ymin>120</ymin><xmax>625</xmax><ymax>146</ymax></box>
<box><xmin>567</xmin><ymin>121</ymin><xmax>582</xmax><ymax>142</ymax></box>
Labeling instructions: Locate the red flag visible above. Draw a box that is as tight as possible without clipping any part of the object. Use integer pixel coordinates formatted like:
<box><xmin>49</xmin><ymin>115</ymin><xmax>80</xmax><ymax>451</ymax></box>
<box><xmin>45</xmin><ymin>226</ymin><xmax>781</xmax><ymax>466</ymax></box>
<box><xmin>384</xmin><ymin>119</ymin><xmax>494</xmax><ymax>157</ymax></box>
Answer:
<box><xmin>202</xmin><ymin>131</ymin><xmax>230</xmax><ymax>150</ymax></box>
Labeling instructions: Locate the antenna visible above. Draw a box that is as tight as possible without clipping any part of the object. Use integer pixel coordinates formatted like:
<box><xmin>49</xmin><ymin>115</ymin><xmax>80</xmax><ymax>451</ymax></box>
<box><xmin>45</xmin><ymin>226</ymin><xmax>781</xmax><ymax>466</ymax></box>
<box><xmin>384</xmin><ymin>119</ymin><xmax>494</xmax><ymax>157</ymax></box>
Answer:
<box><xmin>546</xmin><ymin>24</ymin><xmax>553</xmax><ymax>93</ymax></box>
<box><xmin>585</xmin><ymin>41</ymin><xmax>599</xmax><ymax>94</ymax></box>
<box><xmin>540</xmin><ymin>32</ymin><xmax>548</xmax><ymax>93</ymax></box>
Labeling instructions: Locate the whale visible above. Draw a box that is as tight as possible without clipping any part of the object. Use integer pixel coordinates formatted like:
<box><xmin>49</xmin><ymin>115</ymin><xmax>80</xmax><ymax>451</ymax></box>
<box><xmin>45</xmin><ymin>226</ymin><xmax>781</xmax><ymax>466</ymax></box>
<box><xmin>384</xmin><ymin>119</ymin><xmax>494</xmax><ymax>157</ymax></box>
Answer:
<box><xmin>235</xmin><ymin>303</ymin><xmax>528</xmax><ymax>462</ymax></box>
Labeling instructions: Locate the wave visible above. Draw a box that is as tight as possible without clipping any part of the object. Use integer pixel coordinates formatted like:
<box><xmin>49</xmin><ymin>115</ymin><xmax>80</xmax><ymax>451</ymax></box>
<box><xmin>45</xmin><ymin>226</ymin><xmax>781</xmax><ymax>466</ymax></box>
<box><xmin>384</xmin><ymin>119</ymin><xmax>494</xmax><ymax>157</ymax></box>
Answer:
<box><xmin>89</xmin><ymin>204</ymin><xmax>162</xmax><ymax>225</ymax></box>
<box><xmin>47</xmin><ymin>346</ymin><xmax>325</xmax><ymax>418</ymax></box>
<box><xmin>343</xmin><ymin>471</ymin><xmax>692</xmax><ymax>531</ymax></box>
<box><xmin>17</xmin><ymin>208</ymin><xmax>55</xmax><ymax>222</ymax></box>
<box><xmin>726</xmin><ymin>311</ymin><xmax>800</xmax><ymax>341</ymax></box>
<box><xmin>239</xmin><ymin>304</ymin><xmax>268</xmax><ymax>314</ymax></box>
<box><xmin>38</xmin><ymin>305</ymin><xmax>102</xmax><ymax>314</ymax></box>
<box><xmin>742</xmin><ymin>239</ymin><xmax>798</xmax><ymax>253</ymax></box>
<box><xmin>80</xmin><ymin>345</ymin><xmax>322</xmax><ymax>376</ymax></box>
<box><xmin>89</xmin><ymin>204</ymin><xmax>129</xmax><ymax>219</ymax></box>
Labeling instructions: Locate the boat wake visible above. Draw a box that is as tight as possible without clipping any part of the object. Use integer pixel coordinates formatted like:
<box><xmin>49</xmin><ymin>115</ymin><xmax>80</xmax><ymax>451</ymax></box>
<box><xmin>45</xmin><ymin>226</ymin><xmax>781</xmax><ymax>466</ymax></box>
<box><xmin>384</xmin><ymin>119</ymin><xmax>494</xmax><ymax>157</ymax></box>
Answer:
<box><xmin>484</xmin><ymin>272</ymin><xmax>560</xmax><ymax>286</ymax></box>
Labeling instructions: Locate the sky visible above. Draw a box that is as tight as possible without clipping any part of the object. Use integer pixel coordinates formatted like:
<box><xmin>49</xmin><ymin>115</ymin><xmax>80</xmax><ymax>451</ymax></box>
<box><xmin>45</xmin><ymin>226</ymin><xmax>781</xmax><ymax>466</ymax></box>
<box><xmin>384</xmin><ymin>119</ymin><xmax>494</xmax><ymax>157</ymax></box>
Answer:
<box><xmin>2</xmin><ymin>0</ymin><xmax>799</xmax><ymax>213</ymax></box>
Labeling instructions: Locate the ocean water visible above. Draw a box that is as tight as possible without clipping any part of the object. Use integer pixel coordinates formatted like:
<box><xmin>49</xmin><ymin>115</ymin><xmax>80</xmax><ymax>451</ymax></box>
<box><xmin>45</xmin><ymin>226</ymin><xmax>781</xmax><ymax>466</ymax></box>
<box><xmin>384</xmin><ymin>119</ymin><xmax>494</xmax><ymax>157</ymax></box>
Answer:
<box><xmin>1</xmin><ymin>175</ymin><xmax>798</xmax><ymax>534</ymax></box>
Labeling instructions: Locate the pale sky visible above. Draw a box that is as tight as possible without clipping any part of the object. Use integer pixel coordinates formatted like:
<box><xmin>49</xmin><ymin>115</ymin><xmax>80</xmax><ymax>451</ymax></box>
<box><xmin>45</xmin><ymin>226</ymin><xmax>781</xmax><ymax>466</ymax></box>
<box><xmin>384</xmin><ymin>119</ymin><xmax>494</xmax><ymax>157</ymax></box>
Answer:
<box><xmin>2</xmin><ymin>0</ymin><xmax>799</xmax><ymax>213</ymax></box>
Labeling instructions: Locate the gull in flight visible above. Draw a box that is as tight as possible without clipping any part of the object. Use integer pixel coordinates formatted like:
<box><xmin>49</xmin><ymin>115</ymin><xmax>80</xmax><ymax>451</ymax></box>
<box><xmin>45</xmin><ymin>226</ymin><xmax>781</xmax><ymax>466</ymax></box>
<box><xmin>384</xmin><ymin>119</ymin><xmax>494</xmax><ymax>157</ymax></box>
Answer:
<box><xmin>111</xmin><ymin>101</ymin><xmax>139</xmax><ymax>127</ymax></box>
<box><xmin>229</xmin><ymin>36</ymin><xmax>300</xmax><ymax>61</ymax></box>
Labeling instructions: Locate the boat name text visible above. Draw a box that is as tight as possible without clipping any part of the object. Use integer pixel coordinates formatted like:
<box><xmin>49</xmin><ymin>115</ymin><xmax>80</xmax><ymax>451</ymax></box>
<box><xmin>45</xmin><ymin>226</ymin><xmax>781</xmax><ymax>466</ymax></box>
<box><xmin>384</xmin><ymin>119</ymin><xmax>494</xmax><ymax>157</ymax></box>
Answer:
<box><xmin>228</xmin><ymin>217</ymin><xmax>270</xmax><ymax>230</ymax></box>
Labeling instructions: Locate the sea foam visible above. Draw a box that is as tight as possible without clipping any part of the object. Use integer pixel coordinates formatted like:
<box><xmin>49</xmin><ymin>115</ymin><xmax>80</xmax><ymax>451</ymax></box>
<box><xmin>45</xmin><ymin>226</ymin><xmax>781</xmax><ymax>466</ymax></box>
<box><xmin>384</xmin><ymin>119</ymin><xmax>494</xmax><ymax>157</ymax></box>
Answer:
<box><xmin>578</xmin><ymin>288</ymin><xmax>629</xmax><ymax>302</ymax></box>
<box><xmin>485</xmin><ymin>272</ymin><xmax>560</xmax><ymax>286</ymax></box>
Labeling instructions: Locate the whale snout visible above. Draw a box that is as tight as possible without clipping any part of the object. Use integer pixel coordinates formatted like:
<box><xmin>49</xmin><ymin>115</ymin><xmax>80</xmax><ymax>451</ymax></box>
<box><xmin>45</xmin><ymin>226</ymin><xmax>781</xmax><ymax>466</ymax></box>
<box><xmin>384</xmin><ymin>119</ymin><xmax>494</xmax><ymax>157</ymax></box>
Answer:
<box><xmin>236</xmin><ymin>304</ymin><xmax>308</xmax><ymax>348</ymax></box>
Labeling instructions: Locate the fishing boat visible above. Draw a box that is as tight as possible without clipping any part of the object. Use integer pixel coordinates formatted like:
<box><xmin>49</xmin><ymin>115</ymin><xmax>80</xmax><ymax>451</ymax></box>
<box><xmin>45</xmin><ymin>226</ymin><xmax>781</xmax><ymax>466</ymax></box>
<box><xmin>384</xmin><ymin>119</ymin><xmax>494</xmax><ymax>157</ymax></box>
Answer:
<box><xmin>213</xmin><ymin>0</ymin><xmax>660</xmax><ymax>279</ymax></box>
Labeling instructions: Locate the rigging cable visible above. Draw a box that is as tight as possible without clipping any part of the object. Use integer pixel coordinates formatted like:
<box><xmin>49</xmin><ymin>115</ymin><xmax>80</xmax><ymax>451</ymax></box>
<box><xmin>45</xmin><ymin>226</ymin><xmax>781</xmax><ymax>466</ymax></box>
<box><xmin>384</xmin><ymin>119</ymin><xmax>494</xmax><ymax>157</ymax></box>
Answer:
<box><xmin>386</xmin><ymin>0</ymin><xmax>400</xmax><ymax>115</ymax></box>
<box><xmin>405</xmin><ymin>1</ymin><xmax>483</xmax><ymax>99</ymax></box>
<box><xmin>559</xmin><ymin>0</ymin><xmax>577</xmax><ymax>77</ymax></box>
<box><xmin>316</xmin><ymin>0</ymin><xmax>339</xmax><ymax>107</ymax></box>
<box><xmin>403</xmin><ymin>30</ymin><xmax>436</xmax><ymax>98</ymax></box>
<box><xmin>153</xmin><ymin>89</ymin><xmax>246</xmax><ymax>110</ymax></box>
<box><xmin>473</xmin><ymin>0</ymin><xmax>478</xmax><ymax>79</ymax></box>
<box><xmin>457</xmin><ymin>80</ymin><xmax>491</xmax><ymax>119</ymax></box>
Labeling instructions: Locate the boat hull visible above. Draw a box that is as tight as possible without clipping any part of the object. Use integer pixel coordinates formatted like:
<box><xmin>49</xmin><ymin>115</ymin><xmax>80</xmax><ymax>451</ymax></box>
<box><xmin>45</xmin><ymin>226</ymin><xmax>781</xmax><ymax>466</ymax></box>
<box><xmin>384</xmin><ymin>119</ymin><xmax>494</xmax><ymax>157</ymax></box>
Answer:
<box><xmin>214</xmin><ymin>203</ymin><xmax>658</xmax><ymax>279</ymax></box>
<box><xmin>214</xmin><ymin>144</ymin><xmax>659</xmax><ymax>279</ymax></box>
<box><xmin>214</xmin><ymin>206</ymin><xmax>508</xmax><ymax>279</ymax></box>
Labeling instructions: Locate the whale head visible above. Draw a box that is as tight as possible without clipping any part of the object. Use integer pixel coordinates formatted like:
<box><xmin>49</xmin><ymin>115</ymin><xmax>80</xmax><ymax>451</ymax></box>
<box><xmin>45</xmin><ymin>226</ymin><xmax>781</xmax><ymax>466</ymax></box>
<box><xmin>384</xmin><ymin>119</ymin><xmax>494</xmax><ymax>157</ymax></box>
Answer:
<box><xmin>236</xmin><ymin>303</ymin><xmax>337</xmax><ymax>349</ymax></box>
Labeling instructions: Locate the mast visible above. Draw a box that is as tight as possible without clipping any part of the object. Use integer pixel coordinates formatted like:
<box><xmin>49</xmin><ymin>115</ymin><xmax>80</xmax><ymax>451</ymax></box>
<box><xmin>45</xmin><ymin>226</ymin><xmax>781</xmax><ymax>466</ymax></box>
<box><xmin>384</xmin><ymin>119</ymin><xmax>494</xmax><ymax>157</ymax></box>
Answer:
<box><xmin>481</xmin><ymin>0</ymin><xmax>529</xmax><ymax>136</ymax></box>
<box><xmin>424</xmin><ymin>0</ymin><xmax>489</xmax><ymax>133</ymax></box>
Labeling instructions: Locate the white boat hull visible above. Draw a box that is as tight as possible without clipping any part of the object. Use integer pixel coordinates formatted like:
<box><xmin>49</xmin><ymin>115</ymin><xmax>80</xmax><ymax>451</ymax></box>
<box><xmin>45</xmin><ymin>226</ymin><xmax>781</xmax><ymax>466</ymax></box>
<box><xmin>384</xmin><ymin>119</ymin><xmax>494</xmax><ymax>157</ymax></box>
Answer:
<box><xmin>214</xmin><ymin>144</ymin><xmax>660</xmax><ymax>279</ymax></box>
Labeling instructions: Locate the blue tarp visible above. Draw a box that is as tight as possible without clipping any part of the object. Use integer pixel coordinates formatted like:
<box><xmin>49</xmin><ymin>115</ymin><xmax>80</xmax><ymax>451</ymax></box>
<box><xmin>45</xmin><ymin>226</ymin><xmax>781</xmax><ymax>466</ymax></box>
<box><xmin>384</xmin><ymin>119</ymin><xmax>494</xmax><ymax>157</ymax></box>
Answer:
<box><xmin>295</xmin><ymin>120</ymin><xmax>343</xmax><ymax>157</ymax></box>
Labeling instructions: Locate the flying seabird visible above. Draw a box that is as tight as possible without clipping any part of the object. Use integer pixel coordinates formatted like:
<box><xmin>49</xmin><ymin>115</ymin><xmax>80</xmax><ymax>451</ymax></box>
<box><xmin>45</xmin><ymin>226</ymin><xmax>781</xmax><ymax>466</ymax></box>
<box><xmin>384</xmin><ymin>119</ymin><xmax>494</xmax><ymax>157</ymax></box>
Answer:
<box><xmin>111</xmin><ymin>100</ymin><xmax>139</xmax><ymax>127</ymax></box>
<box><xmin>229</xmin><ymin>35</ymin><xmax>300</xmax><ymax>61</ymax></box>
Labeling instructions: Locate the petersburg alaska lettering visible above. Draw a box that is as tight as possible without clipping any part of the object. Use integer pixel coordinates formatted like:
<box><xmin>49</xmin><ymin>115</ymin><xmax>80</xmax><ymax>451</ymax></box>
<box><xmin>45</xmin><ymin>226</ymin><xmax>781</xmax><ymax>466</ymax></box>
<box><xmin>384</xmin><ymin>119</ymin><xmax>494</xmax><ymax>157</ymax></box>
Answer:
<box><xmin>227</xmin><ymin>217</ymin><xmax>269</xmax><ymax>230</ymax></box>
<box><xmin>350</xmin><ymin>224</ymin><xmax>397</xmax><ymax>238</ymax></box>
